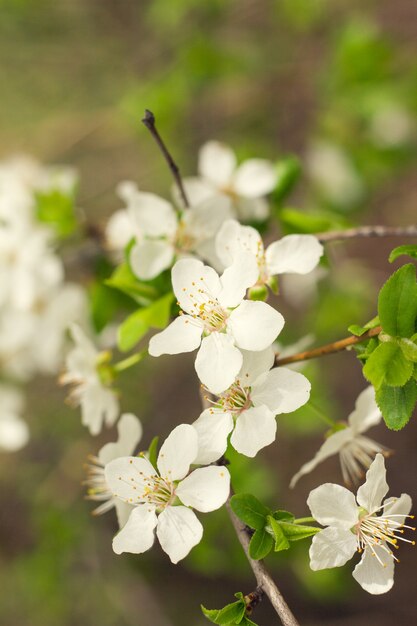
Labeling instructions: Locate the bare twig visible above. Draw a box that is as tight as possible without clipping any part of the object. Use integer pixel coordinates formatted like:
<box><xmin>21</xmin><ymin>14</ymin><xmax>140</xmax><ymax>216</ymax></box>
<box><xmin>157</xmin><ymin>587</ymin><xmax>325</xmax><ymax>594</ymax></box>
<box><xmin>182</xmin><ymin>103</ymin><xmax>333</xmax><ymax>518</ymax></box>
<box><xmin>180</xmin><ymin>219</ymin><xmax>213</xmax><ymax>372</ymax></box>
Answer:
<box><xmin>275</xmin><ymin>326</ymin><xmax>381</xmax><ymax>366</ymax></box>
<box><xmin>141</xmin><ymin>109</ymin><xmax>190</xmax><ymax>209</ymax></box>
<box><xmin>226</xmin><ymin>499</ymin><xmax>300</xmax><ymax>626</ymax></box>
<box><xmin>316</xmin><ymin>225</ymin><xmax>417</xmax><ymax>243</ymax></box>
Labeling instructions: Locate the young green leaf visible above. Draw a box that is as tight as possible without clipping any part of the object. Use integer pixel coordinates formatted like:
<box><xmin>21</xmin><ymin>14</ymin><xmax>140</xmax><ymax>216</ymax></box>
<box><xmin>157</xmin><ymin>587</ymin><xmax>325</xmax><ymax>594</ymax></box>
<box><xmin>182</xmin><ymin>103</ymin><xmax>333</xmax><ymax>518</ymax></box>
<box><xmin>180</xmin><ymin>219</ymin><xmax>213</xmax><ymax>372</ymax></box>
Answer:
<box><xmin>376</xmin><ymin>380</ymin><xmax>417</xmax><ymax>430</ymax></box>
<box><xmin>240</xmin><ymin>617</ymin><xmax>259</xmax><ymax>626</ymax></box>
<box><xmin>389</xmin><ymin>244</ymin><xmax>417</xmax><ymax>264</ymax></box>
<box><xmin>147</xmin><ymin>436</ymin><xmax>159</xmax><ymax>470</ymax></box>
<box><xmin>378</xmin><ymin>264</ymin><xmax>417</xmax><ymax>338</ymax></box>
<box><xmin>117</xmin><ymin>293</ymin><xmax>174</xmax><ymax>352</ymax></box>
<box><xmin>272</xmin><ymin>510</ymin><xmax>295</xmax><ymax>523</ymax></box>
<box><xmin>105</xmin><ymin>263</ymin><xmax>159</xmax><ymax>306</ymax></box>
<box><xmin>266</xmin><ymin>516</ymin><xmax>290</xmax><ymax>552</ymax></box>
<box><xmin>348</xmin><ymin>316</ymin><xmax>380</xmax><ymax>337</ymax></box>
<box><xmin>35</xmin><ymin>188</ymin><xmax>78</xmax><ymax>237</ymax></box>
<box><xmin>249</xmin><ymin>527</ymin><xmax>274</xmax><ymax>560</ymax></box>
<box><xmin>277</xmin><ymin>521</ymin><xmax>320</xmax><ymax>542</ymax></box>
<box><xmin>399</xmin><ymin>338</ymin><xmax>417</xmax><ymax>363</ymax></box>
<box><xmin>230</xmin><ymin>494</ymin><xmax>271</xmax><ymax>531</ymax></box>
<box><xmin>201</xmin><ymin>599</ymin><xmax>245</xmax><ymax>624</ymax></box>
<box><xmin>363</xmin><ymin>341</ymin><xmax>414</xmax><ymax>389</ymax></box>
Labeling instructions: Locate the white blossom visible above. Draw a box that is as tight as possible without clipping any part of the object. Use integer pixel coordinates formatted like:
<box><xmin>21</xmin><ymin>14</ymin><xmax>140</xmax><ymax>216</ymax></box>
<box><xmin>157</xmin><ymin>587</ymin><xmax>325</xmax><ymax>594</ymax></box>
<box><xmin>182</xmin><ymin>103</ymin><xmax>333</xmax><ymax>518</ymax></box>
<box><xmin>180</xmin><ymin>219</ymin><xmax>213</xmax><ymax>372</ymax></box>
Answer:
<box><xmin>193</xmin><ymin>347</ymin><xmax>311</xmax><ymax>459</ymax></box>
<box><xmin>308</xmin><ymin>454</ymin><xmax>414</xmax><ymax>594</ymax></box>
<box><xmin>85</xmin><ymin>413</ymin><xmax>143</xmax><ymax>528</ymax></box>
<box><xmin>105</xmin><ymin>181</ymin><xmax>232</xmax><ymax>278</ymax></box>
<box><xmin>216</xmin><ymin>219</ymin><xmax>323</xmax><ymax>291</ymax></box>
<box><xmin>105</xmin><ymin>424</ymin><xmax>230</xmax><ymax>563</ymax></box>
<box><xmin>61</xmin><ymin>324</ymin><xmax>119</xmax><ymax>436</ymax></box>
<box><xmin>181</xmin><ymin>141</ymin><xmax>277</xmax><ymax>221</ymax></box>
<box><xmin>0</xmin><ymin>384</ymin><xmax>29</xmax><ymax>452</ymax></box>
<box><xmin>149</xmin><ymin>258</ymin><xmax>284</xmax><ymax>393</ymax></box>
<box><xmin>291</xmin><ymin>387</ymin><xmax>385</xmax><ymax>488</ymax></box>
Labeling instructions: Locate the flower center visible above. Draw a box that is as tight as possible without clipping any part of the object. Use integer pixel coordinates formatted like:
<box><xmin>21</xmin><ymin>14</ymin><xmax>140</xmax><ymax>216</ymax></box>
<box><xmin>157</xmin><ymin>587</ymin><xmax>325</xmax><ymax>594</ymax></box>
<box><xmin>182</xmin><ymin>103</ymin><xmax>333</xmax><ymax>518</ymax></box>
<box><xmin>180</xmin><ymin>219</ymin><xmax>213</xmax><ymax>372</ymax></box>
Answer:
<box><xmin>339</xmin><ymin>436</ymin><xmax>386</xmax><ymax>486</ymax></box>
<box><xmin>218</xmin><ymin>381</ymin><xmax>252</xmax><ymax>415</ymax></box>
<box><xmin>142</xmin><ymin>474</ymin><xmax>176</xmax><ymax>512</ymax></box>
<box><xmin>174</xmin><ymin>220</ymin><xmax>196</xmax><ymax>254</ymax></box>
<box><xmin>353</xmin><ymin>504</ymin><xmax>416</xmax><ymax>566</ymax></box>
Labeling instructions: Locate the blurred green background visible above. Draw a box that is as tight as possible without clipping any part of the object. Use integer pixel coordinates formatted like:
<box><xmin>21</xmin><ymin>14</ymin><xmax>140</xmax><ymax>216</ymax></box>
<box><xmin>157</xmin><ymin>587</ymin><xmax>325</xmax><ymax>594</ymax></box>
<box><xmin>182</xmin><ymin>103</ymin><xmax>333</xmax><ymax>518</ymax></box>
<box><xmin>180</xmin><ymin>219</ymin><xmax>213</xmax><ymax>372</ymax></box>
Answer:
<box><xmin>0</xmin><ymin>1</ymin><xmax>416</xmax><ymax>624</ymax></box>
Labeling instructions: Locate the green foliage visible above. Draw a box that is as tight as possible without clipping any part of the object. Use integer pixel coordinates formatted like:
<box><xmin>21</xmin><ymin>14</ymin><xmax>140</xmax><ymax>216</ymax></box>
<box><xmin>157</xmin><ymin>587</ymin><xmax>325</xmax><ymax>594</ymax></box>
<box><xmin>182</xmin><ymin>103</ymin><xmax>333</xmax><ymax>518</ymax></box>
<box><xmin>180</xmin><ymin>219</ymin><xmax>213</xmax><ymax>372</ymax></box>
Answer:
<box><xmin>35</xmin><ymin>188</ymin><xmax>78</xmax><ymax>237</ymax></box>
<box><xmin>249</xmin><ymin>527</ymin><xmax>275</xmax><ymax>560</ymax></box>
<box><xmin>348</xmin><ymin>316</ymin><xmax>379</xmax><ymax>337</ymax></box>
<box><xmin>272</xmin><ymin>156</ymin><xmax>301</xmax><ymax>202</ymax></box>
<box><xmin>378</xmin><ymin>264</ymin><xmax>417</xmax><ymax>337</ymax></box>
<box><xmin>147</xmin><ymin>436</ymin><xmax>159</xmax><ymax>469</ymax></box>
<box><xmin>230</xmin><ymin>493</ymin><xmax>271</xmax><ymax>531</ymax></box>
<box><xmin>105</xmin><ymin>262</ymin><xmax>161</xmax><ymax>306</ymax></box>
<box><xmin>278</xmin><ymin>207</ymin><xmax>348</xmax><ymax>235</ymax></box>
<box><xmin>389</xmin><ymin>244</ymin><xmax>417</xmax><ymax>263</ymax></box>
<box><xmin>201</xmin><ymin>592</ymin><xmax>258</xmax><ymax>626</ymax></box>
<box><xmin>363</xmin><ymin>341</ymin><xmax>413</xmax><ymax>388</ymax></box>
<box><xmin>117</xmin><ymin>292</ymin><xmax>174</xmax><ymax>352</ymax></box>
<box><xmin>376</xmin><ymin>380</ymin><xmax>417</xmax><ymax>430</ymax></box>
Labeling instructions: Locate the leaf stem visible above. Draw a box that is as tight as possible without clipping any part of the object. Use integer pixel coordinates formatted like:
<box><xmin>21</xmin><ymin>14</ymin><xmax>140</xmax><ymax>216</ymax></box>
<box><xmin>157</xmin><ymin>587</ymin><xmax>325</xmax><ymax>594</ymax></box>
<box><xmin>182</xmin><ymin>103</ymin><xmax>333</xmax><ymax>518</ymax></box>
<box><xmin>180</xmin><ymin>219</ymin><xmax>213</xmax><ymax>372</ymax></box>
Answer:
<box><xmin>141</xmin><ymin>109</ymin><xmax>190</xmax><ymax>209</ymax></box>
<box><xmin>275</xmin><ymin>326</ymin><xmax>381</xmax><ymax>366</ymax></box>
<box><xmin>113</xmin><ymin>351</ymin><xmax>146</xmax><ymax>373</ymax></box>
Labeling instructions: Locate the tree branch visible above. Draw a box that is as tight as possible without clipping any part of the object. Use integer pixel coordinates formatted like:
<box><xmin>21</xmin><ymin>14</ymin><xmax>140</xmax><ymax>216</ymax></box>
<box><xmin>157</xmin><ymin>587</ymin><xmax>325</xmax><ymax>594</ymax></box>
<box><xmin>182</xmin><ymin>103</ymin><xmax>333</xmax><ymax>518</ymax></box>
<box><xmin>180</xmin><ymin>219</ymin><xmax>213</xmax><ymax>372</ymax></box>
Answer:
<box><xmin>275</xmin><ymin>326</ymin><xmax>381</xmax><ymax>366</ymax></box>
<box><xmin>141</xmin><ymin>109</ymin><xmax>190</xmax><ymax>209</ymax></box>
<box><xmin>226</xmin><ymin>499</ymin><xmax>300</xmax><ymax>626</ymax></box>
<box><xmin>316</xmin><ymin>225</ymin><xmax>417</xmax><ymax>243</ymax></box>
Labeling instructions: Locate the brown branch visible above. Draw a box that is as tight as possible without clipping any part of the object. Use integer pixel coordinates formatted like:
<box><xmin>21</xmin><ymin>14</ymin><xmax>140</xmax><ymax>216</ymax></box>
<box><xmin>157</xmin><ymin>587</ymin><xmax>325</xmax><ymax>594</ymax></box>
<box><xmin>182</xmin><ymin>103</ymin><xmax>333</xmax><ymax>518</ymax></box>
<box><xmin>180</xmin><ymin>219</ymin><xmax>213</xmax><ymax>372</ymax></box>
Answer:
<box><xmin>316</xmin><ymin>225</ymin><xmax>417</xmax><ymax>243</ymax></box>
<box><xmin>141</xmin><ymin>109</ymin><xmax>190</xmax><ymax>209</ymax></box>
<box><xmin>226</xmin><ymin>499</ymin><xmax>300</xmax><ymax>626</ymax></box>
<box><xmin>275</xmin><ymin>326</ymin><xmax>381</xmax><ymax>366</ymax></box>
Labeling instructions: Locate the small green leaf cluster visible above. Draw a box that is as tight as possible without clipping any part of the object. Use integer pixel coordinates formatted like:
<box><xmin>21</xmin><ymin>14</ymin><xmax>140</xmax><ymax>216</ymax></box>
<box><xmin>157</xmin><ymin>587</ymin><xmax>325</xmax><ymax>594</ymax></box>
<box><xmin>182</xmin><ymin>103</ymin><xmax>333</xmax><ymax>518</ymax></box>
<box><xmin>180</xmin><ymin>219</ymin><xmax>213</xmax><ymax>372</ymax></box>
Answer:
<box><xmin>353</xmin><ymin>253</ymin><xmax>417</xmax><ymax>430</ymax></box>
<box><xmin>35</xmin><ymin>187</ymin><xmax>78</xmax><ymax>237</ymax></box>
<box><xmin>230</xmin><ymin>494</ymin><xmax>319</xmax><ymax>560</ymax></box>
<box><xmin>201</xmin><ymin>592</ymin><xmax>258</xmax><ymax>626</ymax></box>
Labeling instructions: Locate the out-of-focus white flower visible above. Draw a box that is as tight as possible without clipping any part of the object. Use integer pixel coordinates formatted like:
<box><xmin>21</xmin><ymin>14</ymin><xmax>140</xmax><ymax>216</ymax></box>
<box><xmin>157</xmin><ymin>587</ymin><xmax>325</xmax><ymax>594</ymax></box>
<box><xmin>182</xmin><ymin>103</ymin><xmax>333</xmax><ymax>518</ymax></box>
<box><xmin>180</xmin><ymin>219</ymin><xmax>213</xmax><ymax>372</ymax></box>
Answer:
<box><xmin>0</xmin><ymin>384</ymin><xmax>29</xmax><ymax>452</ymax></box>
<box><xmin>369</xmin><ymin>105</ymin><xmax>415</xmax><ymax>148</ymax></box>
<box><xmin>306</xmin><ymin>141</ymin><xmax>364</xmax><ymax>208</ymax></box>
<box><xmin>216</xmin><ymin>220</ymin><xmax>323</xmax><ymax>292</ymax></box>
<box><xmin>193</xmin><ymin>347</ymin><xmax>310</xmax><ymax>459</ymax></box>
<box><xmin>149</xmin><ymin>258</ymin><xmax>284</xmax><ymax>394</ymax></box>
<box><xmin>61</xmin><ymin>324</ymin><xmax>119</xmax><ymax>436</ymax></box>
<box><xmin>280</xmin><ymin>266</ymin><xmax>328</xmax><ymax>308</ymax></box>
<box><xmin>105</xmin><ymin>181</ymin><xmax>232</xmax><ymax>278</ymax></box>
<box><xmin>291</xmin><ymin>387</ymin><xmax>385</xmax><ymax>488</ymax></box>
<box><xmin>181</xmin><ymin>141</ymin><xmax>277</xmax><ymax>221</ymax></box>
<box><xmin>85</xmin><ymin>413</ymin><xmax>143</xmax><ymax>528</ymax></box>
<box><xmin>308</xmin><ymin>454</ymin><xmax>414</xmax><ymax>594</ymax></box>
<box><xmin>105</xmin><ymin>424</ymin><xmax>230</xmax><ymax>564</ymax></box>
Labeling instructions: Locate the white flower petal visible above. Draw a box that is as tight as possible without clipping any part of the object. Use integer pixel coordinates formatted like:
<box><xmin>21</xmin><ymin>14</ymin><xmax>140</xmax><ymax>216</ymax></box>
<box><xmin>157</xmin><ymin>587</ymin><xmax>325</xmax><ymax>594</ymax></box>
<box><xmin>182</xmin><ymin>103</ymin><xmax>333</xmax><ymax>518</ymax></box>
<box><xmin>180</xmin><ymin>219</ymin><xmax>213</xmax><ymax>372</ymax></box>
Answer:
<box><xmin>184</xmin><ymin>195</ymin><xmax>233</xmax><ymax>240</ymax></box>
<box><xmin>148</xmin><ymin>316</ymin><xmax>203</xmax><ymax>357</ymax></box>
<box><xmin>219</xmin><ymin>252</ymin><xmax>259</xmax><ymax>308</ymax></box>
<box><xmin>307</xmin><ymin>483</ymin><xmax>359</xmax><ymax>528</ymax></box>
<box><xmin>178</xmin><ymin>177</ymin><xmax>215</xmax><ymax>207</ymax></box>
<box><xmin>105</xmin><ymin>209</ymin><xmax>133</xmax><ymax>251</ymax></box>
<box><xmin>0</xmin><ymin>414</ymin><xmax>29</xmax><ymax>451</ymax></box>
<box><xmin>156</xmin><ymin>506</ymin><xmax>203</xmax><ymax>564</ymax></box>
<box><xmin>199</xmin><ymin>141</ymin><xmax>237</xmax><ymax>187</ymax></box>
<box><xmin>105</xmin><ymin>456</ymin><xmax>155</xmax><ymax>502</ymax></box>
<box><xmin>239</xmin><ymin>347</ymin><xmax>275</xmax><ymax>386</ymax></box>
<box><xmin>112</xmin><ymin>505</ymin><xmax>157</xmax><ymax>555</ymax></box>
<box><xmin>228</xmin><ymin>301</ymin><xmax>284</xmax><ymax>351</ymax></box>
<box><xmin>81</xmin><ymin>384</ymin><xmax>119</xmax><ymax>436</ymax></box>
<box><xmin>233</xmin><ymin>159</ymin><xmax>277</xmax><ymax>197</ymax></box>
<box><xmin>290</xmin><ymin>429</ymin><xmax>354</xmax><ymax>488</ymax></box>
<box><xmin>172</xmin><ymin>258</ymin><xmax>222</xmax><ymax>315</ymax></box>
<box><xmin>128</xmin><ymin>192</ymin><xmax>177</xmax><ymax>237</ymax></box>
<box><xmin>192</xmin><ymin>409</ymin><xmax>234</xmax><ymax>465</ymax></box>
<box><xmin>356</xmin><ymin>454</ymin><xmax>389</xmax><ymax>513</ymax></box>
<box><xmin>195</xmin><ymin>333</ymin><xmax>243</xmax><ymax>394</ymax></box>
<box><xmin>235</xmin><ymin>197</ymin><xmax>269</xmax><ymax>221</ymax></box>
<box><xmin>115</xmin><ymin>501</ymin><xmax>134</xmax><ymax>529</ymax></box>
<box><xmin>251</xmin><ymin>367</ymin><xmax>310</xmax><ymax>414</ymax></box>
<box><xmin>176</xmin><ymin>466</ymin><xmax>230</xmax><ymax>512</ymax></box>
<box><xmin>266</xmin><ymin>235</ymin><xmax>323</xmax><ymax>276</ymax></box>
<box><xmin>215</xmin><ymin>219</ymin><xmax>261</xmax><ymax>267</ymax></box>
<box><xmin>352</xmin><ymin>544</ymin><xmax>394</xmax><ymax>594</ymax></box>
<box><xmin>231</xmin><ymin>406</ymin><xmax>277</xmax><ymax>457</ymax></box>
<box><xmin>157</xmin><ymin>424</ymin><xmax>198</xmax><ymax>481</ymax></box>
<box><xmin>98</xmin><ymin>413</ymin><xmax>143</xmax><ymax>465</ymax></box>
<box><xmin>383</xmin><ymin>493</ymin><xmax>412</xmax><ymax>524</ymax></box>
<box><xmin>348</xmin><ymin>386</ymin><xmax>381</xmax><ymax>434</ymax></box>
<box><xmin>130</xmin><ymin>240</ymin><xmax>174</xmax><ymax>280</ymax></box>
<box><xmin>309</xmin><ymin>526</ymin><xmax>357</xmax><ymax>570</ymax></box>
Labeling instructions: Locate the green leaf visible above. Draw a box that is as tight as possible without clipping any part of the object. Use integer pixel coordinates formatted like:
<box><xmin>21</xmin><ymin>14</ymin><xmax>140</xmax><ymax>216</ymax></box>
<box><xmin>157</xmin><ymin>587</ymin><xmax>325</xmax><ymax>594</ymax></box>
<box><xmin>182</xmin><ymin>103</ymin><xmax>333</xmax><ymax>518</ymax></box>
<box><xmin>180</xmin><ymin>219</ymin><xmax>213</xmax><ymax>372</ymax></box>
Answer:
<box><xmin>230</xmin><ymin>494</ymin><xmax>271</xmax><ymax>530</ymax></box>
<box><xmin>363</xmin><ymin>341</ymin><xmax>414</xmax><ymax>389</ymax></box>
<box><xmin>399</xmin><ymin>338</ymin><xmax>417</xmax><ymax>363</ymax></box>
<box><xmin>389</xmin><ymin>245</ymin><xmax>417</xmax><ymax>263</ymax></box>
<box><xmin>278</xmin><ymin>207</ymin><xmax>348</xmax><ymax>235</ymax></box>
<box><xmin>201</xmin><ymin>600</ymin><xmax>245</xmax><ymax>624</ymax></box>
<box><xmin>35</xmin><ymin>188</ymin><xmax>78</xmax><ymax>237</ymax></box>
<box><xmin>147</xmin><ymin>436</ymin><xmax>159</xmax><ymax>470</ymax></box>
<box><xmin>249</xmin><ymin>527</ymin><xmax>274</xmax><ymax>560</ymax></box>
<box><xmin>272</xmin><ymin>156</ymin><xmax>301</xmax><ymax>201</ymax></box>
<box><xmin>272</xmin><ymin>510</ymin><xmax>295</xmax><ymax>523</ymax></box>
<box><xmin>278</xmin><ymin>521</ymin><xmax>320</xmax><ymax>542</ymax></box>
<box><xmin>105</xmin><ymin>263</ymin><xmax>160</xmax><ymax>306</ymax></box>
<box><xmin>376</xmin><ymin>380</ymin><xmax>417</xmax><ymax>430</ymax></box>
<box><xmin>117</xmin><ymin>293</ymin><xmax>174</xmax><ymax>352</ymax></box>
<box><xmin>348</xmin><ymin>316</ymin><xmax>380</xmax><ymax>337</ymax></box>
<box><xmin>240</xmin><ymin>617</ymin><xmax>258</xmax><ymax>626</ymax></box>
<box><xmin>378</xmin><ymin>264</ymin><xmax>417</xmax><ymax>337</ymax></box>
<box><xmin>267</xmin><ymin>516</ymin><xmax>290</xmax><ymax>552</ymax></box>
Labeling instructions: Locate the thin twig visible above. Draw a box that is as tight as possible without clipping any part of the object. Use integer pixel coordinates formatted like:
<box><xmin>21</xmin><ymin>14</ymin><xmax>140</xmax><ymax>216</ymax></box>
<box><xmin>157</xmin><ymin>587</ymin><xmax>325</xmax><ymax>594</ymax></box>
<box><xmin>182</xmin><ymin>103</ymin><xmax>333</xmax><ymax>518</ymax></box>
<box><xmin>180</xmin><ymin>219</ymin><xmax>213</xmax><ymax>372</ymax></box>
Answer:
<box><xmin>275</xmin><ymin>326</ymin><xmax>381</xmax><ymax>366</ymax></box>
<box><xmin>226</xmin><ymin>499</ymin><xmax>300</xmax><ymax>626</ymax></box>
<box><xmin>141</xmin><ymin>109</ymin><xmax>190</xmax><ymax>208</ymax></box>
<box><xmin>316</xmin><ymin>225</ymin><xmax>417</xmax><ymax>243</ymax></box>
